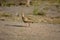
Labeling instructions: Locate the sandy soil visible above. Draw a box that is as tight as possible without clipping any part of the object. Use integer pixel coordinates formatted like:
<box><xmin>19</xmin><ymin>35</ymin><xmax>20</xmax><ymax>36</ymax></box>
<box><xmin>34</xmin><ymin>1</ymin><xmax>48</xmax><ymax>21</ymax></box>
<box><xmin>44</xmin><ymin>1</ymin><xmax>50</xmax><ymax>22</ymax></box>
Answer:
<box><xmin>0</xmin><ymin>21</ymin><xmax>60</xmax><ymax>40</ymax></box>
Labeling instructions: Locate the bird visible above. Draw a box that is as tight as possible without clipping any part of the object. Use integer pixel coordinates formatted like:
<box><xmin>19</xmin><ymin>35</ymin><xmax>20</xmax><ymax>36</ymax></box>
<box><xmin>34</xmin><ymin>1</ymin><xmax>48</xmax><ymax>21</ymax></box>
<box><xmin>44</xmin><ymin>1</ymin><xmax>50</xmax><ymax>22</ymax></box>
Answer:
<box><xmin>21</xmin><ymin>12</ymin><xmax>33</xmax><ymax>27</ymax></box>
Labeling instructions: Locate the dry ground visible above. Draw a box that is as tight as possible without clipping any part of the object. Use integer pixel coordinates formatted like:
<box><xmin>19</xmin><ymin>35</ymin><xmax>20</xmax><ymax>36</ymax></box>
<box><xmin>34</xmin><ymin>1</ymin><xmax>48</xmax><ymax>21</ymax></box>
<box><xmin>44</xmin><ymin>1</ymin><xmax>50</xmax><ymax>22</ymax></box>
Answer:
<box><xmin>0</xmin><ymin>21</ymin><xmax>60</xmax><ymax>40</ymax></box>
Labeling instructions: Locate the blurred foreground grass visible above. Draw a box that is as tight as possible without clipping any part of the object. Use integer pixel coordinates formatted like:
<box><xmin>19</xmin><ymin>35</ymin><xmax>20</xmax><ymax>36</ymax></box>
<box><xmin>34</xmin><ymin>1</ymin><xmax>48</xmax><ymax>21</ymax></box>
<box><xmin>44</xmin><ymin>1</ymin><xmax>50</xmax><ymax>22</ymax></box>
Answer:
<box><xmin>0</xmin><ymin>0</ymin><xmax>60</xmax><ymax>7</ymax></box>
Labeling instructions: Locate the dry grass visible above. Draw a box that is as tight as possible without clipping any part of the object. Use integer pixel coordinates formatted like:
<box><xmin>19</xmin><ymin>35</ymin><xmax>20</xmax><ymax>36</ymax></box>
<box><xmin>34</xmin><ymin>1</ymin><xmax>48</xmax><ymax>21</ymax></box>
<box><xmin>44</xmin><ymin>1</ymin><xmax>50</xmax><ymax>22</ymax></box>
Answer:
<box><xmin>27</xmin><ymin>15</ymin><xmax>60</xmax><ymax>24</ymax></box>
<box><xmin>0</xmin><ymin>12</ymin><xmax>60</xmax><ymax>24</ymax></box>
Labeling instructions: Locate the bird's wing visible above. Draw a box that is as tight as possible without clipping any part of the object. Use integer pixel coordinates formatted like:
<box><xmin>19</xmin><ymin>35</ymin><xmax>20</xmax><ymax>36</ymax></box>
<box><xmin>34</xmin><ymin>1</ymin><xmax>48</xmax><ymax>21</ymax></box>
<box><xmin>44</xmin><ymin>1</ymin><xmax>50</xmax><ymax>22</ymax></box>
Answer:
<box><xmin>27</xmin><ymin>17</ymin><xmax>33</xmax><ymax>20</ymax></box>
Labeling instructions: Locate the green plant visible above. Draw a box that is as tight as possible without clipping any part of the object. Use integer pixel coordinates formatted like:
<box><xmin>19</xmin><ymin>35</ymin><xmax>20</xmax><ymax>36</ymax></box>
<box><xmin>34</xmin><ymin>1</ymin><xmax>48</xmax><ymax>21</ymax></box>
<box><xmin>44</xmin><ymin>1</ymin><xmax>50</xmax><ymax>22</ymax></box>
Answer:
<box><xmin>57</xmin><ymin>0</ymin><xmax>60</xmax><ymax>3</ymax></box>
<box><xmin>1</xmin><ymin>0</ymin><xmax>15</xmax><ymax>7</ymax></box>
<box><xmin>31</xmin><ymin>0</ymin><xmax>40</xmax><ymax>6</ymax></box>
<box><xmin>7</xmin><ymin>2</ymin><xmax>15</xmax><ymax>7</ymax></box>
<box><xmin>38</xmin><ymin>11</ymin><xmax>46</xmax><ymax>16</ymax></box>
<box><xmin>32</xmin><ymin>0</ymin><xmax>40</xmax><ymax>15</ymax></box>
<box><xmin>1</xmin><ymin>0</ymin><xmax>7</xmax><ymax>6</ymax></box>
<box><xmin>1</xmin><ymin>13</ymin><xmax>12</xmax><ymax>17</ymax></box>
<box><xmin>33</xmin><ymin>7</ymin><xmax>45</xmax><ymax>16</ymax></box>
<box><xmin>33</xmin><ymin>7</ymin><xmax>39</xmax><ymax>15</ymax></box>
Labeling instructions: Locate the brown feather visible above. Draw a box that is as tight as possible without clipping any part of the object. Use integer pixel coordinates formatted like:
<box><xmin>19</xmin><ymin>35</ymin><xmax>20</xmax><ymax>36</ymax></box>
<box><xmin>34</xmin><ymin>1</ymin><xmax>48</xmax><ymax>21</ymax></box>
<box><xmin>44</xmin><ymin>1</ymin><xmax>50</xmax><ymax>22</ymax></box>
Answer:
<box><xmin>21</xmin><ymin>12</ymin><xmax>33</xmax><ymax>27</ymax></box>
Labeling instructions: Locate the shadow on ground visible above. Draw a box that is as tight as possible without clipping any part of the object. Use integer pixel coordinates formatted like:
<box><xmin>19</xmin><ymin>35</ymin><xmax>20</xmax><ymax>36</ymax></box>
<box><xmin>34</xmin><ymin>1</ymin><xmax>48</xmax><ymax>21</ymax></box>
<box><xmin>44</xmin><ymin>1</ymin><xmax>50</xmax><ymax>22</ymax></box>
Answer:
<box><xmin>5</xmin><ymin>24</ymin><xmax>27</xmax><ymax>27</ymax></box>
